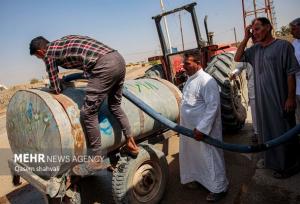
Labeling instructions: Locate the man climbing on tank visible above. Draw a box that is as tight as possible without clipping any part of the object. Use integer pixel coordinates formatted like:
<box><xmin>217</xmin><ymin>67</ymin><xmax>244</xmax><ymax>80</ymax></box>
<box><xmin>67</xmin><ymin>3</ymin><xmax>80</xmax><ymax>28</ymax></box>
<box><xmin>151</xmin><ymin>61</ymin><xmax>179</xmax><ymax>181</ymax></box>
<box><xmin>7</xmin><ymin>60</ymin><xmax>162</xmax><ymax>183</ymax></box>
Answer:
<box><xmin>29</xmin><ymin>35</ymin><xmax>139</xmax><ymax>174</ymax></box>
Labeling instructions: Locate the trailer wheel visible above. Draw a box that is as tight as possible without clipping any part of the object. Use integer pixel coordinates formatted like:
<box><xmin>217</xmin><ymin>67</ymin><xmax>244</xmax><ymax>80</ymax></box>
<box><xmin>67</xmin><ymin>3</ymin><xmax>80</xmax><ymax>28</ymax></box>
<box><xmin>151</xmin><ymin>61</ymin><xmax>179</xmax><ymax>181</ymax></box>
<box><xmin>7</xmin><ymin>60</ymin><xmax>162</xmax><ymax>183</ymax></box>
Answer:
<box><xmin>112</xmin><ymin>144</ymin><xmax>168</xmax><ymax>204</ymax></box>
<box><xmin>205</xmin><ymin>52</ymin><xmax>248</xmax><ymax>131</ymax></box>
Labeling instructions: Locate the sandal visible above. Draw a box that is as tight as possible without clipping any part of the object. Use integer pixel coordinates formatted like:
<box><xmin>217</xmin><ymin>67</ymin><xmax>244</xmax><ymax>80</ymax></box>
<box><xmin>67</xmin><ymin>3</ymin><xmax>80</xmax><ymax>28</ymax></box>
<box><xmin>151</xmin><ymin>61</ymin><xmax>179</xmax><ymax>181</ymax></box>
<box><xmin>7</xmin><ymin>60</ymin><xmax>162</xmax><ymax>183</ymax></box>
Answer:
<box><xmin>206</xmin><ymin>191</ymin><xmax>227</xmax><ymax>202</ymax></box>
<box><xmin>120</xmin><ymin>145</ymin><xmax>139</xmax><ymax>158</ymax></box>
<box><xmin>107</xmin><ymin>164</ymin><xmax>117</xmax><ymax>172</ymax></box>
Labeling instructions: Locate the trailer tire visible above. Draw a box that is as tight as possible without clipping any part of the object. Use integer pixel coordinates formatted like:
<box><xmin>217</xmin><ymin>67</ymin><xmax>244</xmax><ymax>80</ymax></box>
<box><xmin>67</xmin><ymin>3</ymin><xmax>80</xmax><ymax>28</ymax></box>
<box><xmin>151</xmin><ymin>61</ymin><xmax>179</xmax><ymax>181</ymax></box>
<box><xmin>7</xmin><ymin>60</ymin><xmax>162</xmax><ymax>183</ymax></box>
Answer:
<box><xmin>205</xmin><ymin>52</ymin><xmax>248</xmax><ymax>131</ymax></box>
<box><xmin>112</xmin><ymin>144</ymin><xmax>168</xmax><ymax>204</ymax></box>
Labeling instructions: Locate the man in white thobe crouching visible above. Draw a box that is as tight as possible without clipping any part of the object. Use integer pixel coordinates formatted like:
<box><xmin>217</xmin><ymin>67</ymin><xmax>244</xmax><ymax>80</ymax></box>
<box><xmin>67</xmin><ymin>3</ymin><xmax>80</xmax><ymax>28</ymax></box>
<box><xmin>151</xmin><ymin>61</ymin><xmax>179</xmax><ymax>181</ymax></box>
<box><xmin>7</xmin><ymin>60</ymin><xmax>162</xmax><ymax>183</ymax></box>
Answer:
<box><xmin>179</xmin><ymin>51</ymin><xmax>229</xmax><ymax>202</ymax></box>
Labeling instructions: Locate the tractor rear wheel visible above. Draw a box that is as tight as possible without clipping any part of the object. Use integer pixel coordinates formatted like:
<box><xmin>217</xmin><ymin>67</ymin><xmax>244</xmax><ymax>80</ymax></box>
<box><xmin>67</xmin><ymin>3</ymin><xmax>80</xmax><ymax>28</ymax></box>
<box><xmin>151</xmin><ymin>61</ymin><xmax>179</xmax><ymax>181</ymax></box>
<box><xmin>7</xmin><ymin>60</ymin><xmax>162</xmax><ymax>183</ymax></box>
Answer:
<box><xmin>205</xmin><ymin>52</ymin><xmax>248</xmax><ymax>131</ymax></box>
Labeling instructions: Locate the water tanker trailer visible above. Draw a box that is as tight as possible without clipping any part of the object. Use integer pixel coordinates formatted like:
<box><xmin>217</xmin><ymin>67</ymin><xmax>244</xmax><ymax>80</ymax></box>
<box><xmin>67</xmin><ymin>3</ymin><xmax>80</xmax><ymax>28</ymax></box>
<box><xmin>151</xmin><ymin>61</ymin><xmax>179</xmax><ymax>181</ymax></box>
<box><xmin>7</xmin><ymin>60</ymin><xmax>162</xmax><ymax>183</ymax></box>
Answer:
<box><xmin>7</xmin><ymin>77</ymin><xmax>181</xmax><ymax>204</ymax></box>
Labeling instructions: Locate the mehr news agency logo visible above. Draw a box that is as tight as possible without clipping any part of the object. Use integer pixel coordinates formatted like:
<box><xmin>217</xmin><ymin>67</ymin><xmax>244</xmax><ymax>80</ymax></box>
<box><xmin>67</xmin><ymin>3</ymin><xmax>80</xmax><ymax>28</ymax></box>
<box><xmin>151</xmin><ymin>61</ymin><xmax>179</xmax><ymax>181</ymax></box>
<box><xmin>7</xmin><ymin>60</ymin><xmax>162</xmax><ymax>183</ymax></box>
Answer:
<box><xmin>13</xmin><ymin>153</ymin><xmax>103</xmax><ymax>172</ymax></box>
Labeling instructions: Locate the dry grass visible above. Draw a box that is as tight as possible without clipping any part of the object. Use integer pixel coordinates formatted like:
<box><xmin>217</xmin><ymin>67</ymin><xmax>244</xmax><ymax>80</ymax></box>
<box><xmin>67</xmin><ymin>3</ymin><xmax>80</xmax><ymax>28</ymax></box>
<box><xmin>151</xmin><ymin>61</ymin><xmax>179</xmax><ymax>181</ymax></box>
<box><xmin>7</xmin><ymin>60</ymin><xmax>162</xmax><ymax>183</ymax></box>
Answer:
<box><xmin>0</xmin><ymin>83</ymin><xmax>45</xmax><ymax>113</ymax></box>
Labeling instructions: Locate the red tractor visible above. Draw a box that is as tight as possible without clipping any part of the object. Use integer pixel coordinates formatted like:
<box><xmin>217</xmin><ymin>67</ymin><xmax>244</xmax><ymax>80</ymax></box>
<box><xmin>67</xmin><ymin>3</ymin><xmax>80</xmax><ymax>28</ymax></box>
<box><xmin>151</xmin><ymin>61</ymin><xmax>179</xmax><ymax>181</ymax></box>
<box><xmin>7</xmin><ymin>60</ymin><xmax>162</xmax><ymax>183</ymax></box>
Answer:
<box><xmin>147</xmin><ymin>2</ymin><xmax>248</xmax><ymax>131</ymax></box>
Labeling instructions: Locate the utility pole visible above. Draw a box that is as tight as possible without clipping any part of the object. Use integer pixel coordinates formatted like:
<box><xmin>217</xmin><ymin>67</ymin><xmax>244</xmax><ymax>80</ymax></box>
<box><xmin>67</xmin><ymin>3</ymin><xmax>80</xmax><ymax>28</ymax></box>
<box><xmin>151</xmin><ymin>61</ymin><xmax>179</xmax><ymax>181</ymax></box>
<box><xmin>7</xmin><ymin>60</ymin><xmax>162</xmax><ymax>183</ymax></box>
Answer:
<box><xmin>241</xmin><ymin>0</ymin><xmax>277</xmax><ymax>31</ymax></box>
<box><xmin>233</xmin><ymin>27</ymin><xmax>238</xmax><ymax>44</ymax></box>
<box><xmin>179</xmin><ymin>12</ymin><xmax>185</xmax><ymax>51</ymax></box>
<box><xmin>160</xmin><ymin>0</ymin><xmax>173</xmax><ymax>53</ymax></box>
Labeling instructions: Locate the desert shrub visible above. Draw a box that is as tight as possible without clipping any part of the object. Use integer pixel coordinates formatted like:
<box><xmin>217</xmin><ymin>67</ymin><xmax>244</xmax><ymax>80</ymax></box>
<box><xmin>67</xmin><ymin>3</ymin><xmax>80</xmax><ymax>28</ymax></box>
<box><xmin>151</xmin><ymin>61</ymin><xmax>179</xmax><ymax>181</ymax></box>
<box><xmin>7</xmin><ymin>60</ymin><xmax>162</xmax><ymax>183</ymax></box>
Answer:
<box><xmin>30</xmin><ymin>78</ymin><xmax>39</xmax><ymax>84</ymax></box>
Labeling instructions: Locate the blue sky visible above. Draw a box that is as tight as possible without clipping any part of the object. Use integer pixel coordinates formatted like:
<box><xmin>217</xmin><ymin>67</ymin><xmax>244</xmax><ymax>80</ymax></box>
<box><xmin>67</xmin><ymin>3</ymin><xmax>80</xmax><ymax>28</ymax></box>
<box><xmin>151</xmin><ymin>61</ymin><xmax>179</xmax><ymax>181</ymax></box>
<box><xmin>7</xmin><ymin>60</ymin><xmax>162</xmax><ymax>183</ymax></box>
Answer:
<box><xmin>0</xmin><ymin>0</ymin><xmax>299</xmax><ymax>86</ymax></box>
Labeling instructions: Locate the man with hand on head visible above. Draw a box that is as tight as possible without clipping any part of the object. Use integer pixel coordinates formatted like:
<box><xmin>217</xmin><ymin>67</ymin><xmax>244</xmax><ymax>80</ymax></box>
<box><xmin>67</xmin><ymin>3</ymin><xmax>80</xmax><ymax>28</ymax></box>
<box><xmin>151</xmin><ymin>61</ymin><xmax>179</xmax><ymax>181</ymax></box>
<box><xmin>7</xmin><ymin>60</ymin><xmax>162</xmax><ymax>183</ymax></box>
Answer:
<box><xmin>235</xmin><ymin>17</ymin><xmax>300</xmax><ymax>179</ymax></box>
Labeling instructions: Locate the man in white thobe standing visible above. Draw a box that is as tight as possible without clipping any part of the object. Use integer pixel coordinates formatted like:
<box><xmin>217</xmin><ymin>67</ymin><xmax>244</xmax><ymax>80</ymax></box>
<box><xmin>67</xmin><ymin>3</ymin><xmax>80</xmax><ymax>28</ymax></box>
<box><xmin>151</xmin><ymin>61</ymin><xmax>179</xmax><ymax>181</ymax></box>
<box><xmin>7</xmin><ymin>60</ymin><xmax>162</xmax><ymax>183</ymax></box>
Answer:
<box><xmin>179</xmin><ymin>51</ymin><xmax>229</xmax><ymax>202</ymax></box>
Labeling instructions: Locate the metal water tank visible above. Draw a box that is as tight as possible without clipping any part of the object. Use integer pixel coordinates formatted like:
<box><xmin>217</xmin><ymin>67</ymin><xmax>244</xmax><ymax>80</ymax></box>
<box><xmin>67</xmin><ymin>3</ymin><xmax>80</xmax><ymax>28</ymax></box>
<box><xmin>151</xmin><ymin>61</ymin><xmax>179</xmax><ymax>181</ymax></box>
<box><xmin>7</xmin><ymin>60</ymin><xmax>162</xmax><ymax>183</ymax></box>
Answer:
<box><xmin>6</xmin><ymin>78</ymin><xmax>181</xmax><ymax>178</ymax></box>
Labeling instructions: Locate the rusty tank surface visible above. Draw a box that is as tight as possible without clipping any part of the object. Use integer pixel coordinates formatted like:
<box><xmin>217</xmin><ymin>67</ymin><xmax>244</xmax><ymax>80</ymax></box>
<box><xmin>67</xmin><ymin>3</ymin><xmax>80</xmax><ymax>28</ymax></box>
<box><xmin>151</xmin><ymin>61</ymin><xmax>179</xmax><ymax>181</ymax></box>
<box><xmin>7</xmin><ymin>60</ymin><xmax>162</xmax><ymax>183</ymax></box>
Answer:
<box><xmin>6</xmin><ymin>78</ymin><xmax>181</xmax><ymax>179</ymax></box>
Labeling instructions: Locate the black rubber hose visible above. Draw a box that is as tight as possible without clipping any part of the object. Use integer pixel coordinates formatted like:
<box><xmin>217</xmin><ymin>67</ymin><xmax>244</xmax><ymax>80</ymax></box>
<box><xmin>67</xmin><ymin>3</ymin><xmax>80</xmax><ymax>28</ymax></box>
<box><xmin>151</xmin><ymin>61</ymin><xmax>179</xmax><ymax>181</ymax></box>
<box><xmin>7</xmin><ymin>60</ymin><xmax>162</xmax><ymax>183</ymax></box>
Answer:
<box><xmin>63</xmin><ymin>72</ymin><xmax>85</xmax><ymax>82</ymax></box>
<box><xmin>122</xmin><ymin>88</ymin><xmax>300</xmax><ymax>153</ymax></box>
<box><xmin>63</xmin><ymin>73</ymin><xmax>300</xmax><ymax>153</ymax></box>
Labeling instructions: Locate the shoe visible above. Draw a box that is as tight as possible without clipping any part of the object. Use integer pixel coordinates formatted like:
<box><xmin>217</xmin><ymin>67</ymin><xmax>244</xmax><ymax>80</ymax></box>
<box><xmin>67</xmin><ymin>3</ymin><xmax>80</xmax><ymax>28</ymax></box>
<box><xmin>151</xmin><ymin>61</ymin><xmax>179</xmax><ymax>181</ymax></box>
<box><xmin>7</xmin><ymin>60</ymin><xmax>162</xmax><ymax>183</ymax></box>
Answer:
<box><xmin>72</xmin><ymin>158</ymin><xmax>107</xmax><ymax>176</ymax></box>
<box><xmin>206</xmin><ymin>191</ymin><xmax>227</xmax><ymax>202</ymax></box>
<box><xmin>120</xmin><ymin>145</ymin><xmax>139</xmax><ymax>158</ymax></box>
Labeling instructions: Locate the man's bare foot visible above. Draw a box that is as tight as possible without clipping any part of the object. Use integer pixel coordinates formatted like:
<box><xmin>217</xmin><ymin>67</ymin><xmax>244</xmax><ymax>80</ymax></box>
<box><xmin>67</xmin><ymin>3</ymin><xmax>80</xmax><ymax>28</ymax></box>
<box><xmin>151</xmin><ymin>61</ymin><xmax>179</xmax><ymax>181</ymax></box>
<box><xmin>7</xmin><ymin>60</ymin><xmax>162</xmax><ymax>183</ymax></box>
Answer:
<box><xmin>126</xmin><ymin>137</ymin><xmax>139</xmax><ymax>152</ymax></box>
<box><xmin>120</xmin><ymin>137</ymin><xmax>139</xmax><ymax>158</ymax></box>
